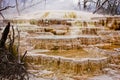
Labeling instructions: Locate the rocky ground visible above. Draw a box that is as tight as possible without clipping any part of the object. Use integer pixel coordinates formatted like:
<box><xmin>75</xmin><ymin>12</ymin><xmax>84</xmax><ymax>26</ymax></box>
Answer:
<box><xmin>28</xmin><ymin>67</ymin><xmax>120</xmax><ymax>80</ymax></box>
<box><xmin>26</xmin><ymin>56</ymin><xmax>120</xmax><ymax>80</ymax></box>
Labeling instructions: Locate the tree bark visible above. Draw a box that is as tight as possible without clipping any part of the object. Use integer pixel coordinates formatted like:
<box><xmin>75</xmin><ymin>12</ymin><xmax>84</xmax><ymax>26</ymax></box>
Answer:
<box><xmin>0</xmin><ymin>22</ymin><xmax>10</xmax><ymax>48</ymax></box>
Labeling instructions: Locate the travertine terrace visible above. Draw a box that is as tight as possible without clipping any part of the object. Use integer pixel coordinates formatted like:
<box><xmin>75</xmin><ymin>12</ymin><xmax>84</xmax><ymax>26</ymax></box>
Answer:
<box><xmin>3</xmin><ymin>11</ymin><xmax>120</xmax><ymax>79</ymax></box>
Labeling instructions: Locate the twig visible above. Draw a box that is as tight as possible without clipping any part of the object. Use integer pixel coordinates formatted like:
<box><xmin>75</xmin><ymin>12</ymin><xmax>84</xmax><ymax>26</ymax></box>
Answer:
<box><xmin>8</xmin><ymin>26</ymin><xmax>15</xmax><ymax>53</ymax></box>
<box><xmin>21</xmin><ymin>0</ymin><xmax>44</xmax><ymax>11</ymax></box>
<box><xmin>0</xmin><ymin>12</ymin><xmax>5</xmax><ymax>19</ymax></box>
<box><xmin>8</xmin><ymin>34</ymin><xmax>12</xmax><ymax>52</ymax></box>
<box><xmin>12</xmin><ymin>26</ymin><xmax>15</xmax><ymax>46</ymax></box>
<box><xmin>16</xmin><ymin>27</ymin><xmax>20</xmax><ymax>63</ymax></box>
<box><xmin>21</xmin><ymin>51</ymin><xmax>27</xmax><ymax>62</ymax></box>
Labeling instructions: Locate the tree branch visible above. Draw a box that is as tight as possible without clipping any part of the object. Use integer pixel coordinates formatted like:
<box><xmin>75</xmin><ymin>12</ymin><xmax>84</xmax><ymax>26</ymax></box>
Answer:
<box><xmin>21</xmin><ymin>0</ymin><xmax>44</xmax><ymax>11</ymax></box>
<box><xmin>93</xmin><ymin>0</ymin><xmax>108</xmax><ymax>14</ymax></box>
<box><xmin>0</xmin><ymin>6</ymin><xmax>15</xmax><ymax>12</ymax></box>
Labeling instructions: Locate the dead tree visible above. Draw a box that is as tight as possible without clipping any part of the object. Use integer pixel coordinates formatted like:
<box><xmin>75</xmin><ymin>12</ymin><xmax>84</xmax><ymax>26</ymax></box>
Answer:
<box><xmin>0</xmin><ymin>6</ymin><xmax>15</xmax><ymax>19</ymax></box>
<box><xmin>83</xmin><ymin>0</ymin><xmax>87</xmax><ymax>10</ymax></box>
<box><xmin>93</xmin><ymin>0</ymin><xmax>108</xmax><ymax>14</ymax></box>
<box><xmin>78</xmin><ymin>0</ymin><xmax>81</xmax><ymax>10</ymax></box>
<box><xmin>110</xmin><ymin>0</ymin><xmax>120</xmax><ymax>15</ymax></box>
<box><xmin>0</xmin><ymin>0</ymin><xmax>21</xmax><ymax>17</ymax></box>
<box><xmin>22</xmin><ymin>0</ymin><xmax>27</xmax><ymax>7</ymax></box>
<box><xmin>0</xmin><ymin>0</ymin><xmax>15</xmax><ymax>19</ymax></box>
<box><xmin>0</xmin><ymin>22</ymin><xmax>10</xmax><ymax>48</ymax></box>
<box><xmin>0</xmin><ymin>22</ymin><xmax>29</xmax><ymax>80</ymax></box>
<box><xmin>116</xmin><ymin>0</ymin><xmax>120</xmax><ymax>15</ymax></box>
<box><xmin>96</xmin><ymin>0</ymin><xmax>101</xmax><ymax>8</ymax></box>
<box><xmin>93</xmin><ymin>0</ymin><xmax>120</xmax><ymax>15</ymax></box>
<box><xmin>81</xmin><ymin>0</ymin><xmax>97</xmax><ymax>11</ymax></box>
<box><xmin>15</xmin><ymin>0</ymin><xmax>20</xmax><ymax>16</ymax></box>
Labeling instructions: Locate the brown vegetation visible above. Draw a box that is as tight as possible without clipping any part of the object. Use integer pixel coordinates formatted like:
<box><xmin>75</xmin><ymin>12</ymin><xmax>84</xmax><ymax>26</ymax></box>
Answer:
<box><xmin>0</xmin><ymin>22</ymin><xmax>29</xmax><ymax>80</ymax></box>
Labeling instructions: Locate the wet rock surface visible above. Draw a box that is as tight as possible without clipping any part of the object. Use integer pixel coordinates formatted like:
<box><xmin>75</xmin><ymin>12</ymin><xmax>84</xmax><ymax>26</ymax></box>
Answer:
<box><xmin>5</xmin><ymin>15</ymin><xmax>120</xmax><ymax>80</ymax></box>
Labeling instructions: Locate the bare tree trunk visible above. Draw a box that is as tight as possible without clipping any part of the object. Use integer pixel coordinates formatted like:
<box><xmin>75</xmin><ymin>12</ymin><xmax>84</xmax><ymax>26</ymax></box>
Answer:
<box><xmin>83</xmin><ymin>0</ymin><xmax>87</xmax><ymax>10</ymax></box>
<box><xmin>111</xmin><ymin>0</ymin><xmax>117</xmax><ymax>15</ymax></box>
<box><xmin>78</xmin><ymin>0</ymin><xmax>81</xmax><ymax>10</ymax></box>
<box><xmin>115</xmin><ymin>1</ymin><xmax>120</xmax><ymax>15</ymax></box>
<box><xmin>15</xmin><ymin>0</ymin><xmax>20</xmax><ymax>16</ymax></box>
<box><xmin>0</xmin><ymin>22</ymin><xmax>10</xmax><ymax>48</ymax></box>
<box><xmin>23</xmin><ymin>0</ymin><xmax>26</xmax><ymax>8</ymax></box>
